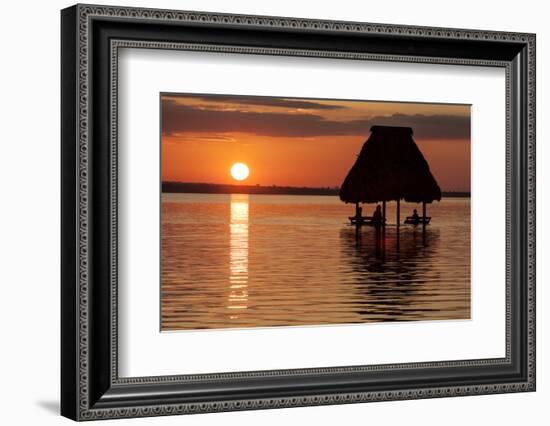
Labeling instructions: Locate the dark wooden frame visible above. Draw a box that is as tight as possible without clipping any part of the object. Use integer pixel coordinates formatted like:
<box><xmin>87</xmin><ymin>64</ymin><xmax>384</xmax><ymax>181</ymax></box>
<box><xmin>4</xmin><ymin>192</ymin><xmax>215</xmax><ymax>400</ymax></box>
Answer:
<box><xmin>61</xmin><ymin>4</ymin><xmax>536</xmax><ymax>421</ymax></box>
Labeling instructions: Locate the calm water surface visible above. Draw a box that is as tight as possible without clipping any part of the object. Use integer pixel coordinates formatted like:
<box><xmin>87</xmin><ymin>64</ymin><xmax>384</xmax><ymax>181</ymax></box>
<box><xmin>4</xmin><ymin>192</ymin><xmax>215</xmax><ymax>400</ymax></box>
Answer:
<box><xmin>161</xmin><ymin>193</ymin><xmax>470</xmax><ymax>330</ymax></box>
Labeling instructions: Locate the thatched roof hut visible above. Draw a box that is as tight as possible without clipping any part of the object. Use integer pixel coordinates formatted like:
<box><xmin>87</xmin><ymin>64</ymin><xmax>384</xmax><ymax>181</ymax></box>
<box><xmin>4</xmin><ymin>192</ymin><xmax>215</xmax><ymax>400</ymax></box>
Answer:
<box><xmin>339</xmin><ymin>126</ymin><xmax>441</xmax><ymax>204</ymax></box>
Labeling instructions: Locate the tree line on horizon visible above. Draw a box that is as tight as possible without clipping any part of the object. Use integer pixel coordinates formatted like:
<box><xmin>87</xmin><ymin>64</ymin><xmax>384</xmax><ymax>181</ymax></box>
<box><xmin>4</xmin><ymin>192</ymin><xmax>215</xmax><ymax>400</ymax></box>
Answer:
<box><xmin>162</xmin><ymin>181</ymin><xmax>470</xmax><ymax>198</ymax></box>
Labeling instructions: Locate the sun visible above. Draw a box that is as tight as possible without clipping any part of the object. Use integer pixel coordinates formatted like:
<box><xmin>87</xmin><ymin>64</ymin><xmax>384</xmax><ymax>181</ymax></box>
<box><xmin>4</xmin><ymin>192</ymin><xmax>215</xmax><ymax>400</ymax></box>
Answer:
<box><xmin>230</xmin><ymin>162</ymin><xmax>250</xmax><ymax>181</ymax></box>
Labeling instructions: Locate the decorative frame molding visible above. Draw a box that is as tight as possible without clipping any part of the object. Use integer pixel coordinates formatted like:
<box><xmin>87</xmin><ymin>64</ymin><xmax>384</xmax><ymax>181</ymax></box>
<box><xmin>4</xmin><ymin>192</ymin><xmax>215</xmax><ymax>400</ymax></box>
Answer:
<box><xmin>61</xmin><ymin>4</ymin><xmax>535</xmax><ymax>421</ymax></box>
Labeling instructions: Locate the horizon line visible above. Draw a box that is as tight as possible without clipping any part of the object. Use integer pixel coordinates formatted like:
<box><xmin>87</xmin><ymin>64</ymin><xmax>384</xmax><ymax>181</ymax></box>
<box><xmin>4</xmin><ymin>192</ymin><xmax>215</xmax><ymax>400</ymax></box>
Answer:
<box><xmin>162</xmin><ymin>181</ymin><xmax>471</xmax><ymax>196</ymax></box>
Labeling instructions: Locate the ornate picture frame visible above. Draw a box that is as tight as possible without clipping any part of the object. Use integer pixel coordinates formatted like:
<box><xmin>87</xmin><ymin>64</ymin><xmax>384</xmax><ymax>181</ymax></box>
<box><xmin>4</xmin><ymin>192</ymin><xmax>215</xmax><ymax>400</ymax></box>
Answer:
<box><xmin>61</xmin><ymin>4</ymin><xmax>535</xmax><ymax>421</ymax></box>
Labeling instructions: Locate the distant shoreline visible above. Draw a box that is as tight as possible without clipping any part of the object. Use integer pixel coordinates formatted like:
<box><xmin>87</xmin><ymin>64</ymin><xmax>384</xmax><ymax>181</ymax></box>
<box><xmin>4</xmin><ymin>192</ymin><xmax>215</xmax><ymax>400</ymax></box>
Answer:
<box><xmin>162</xmin><ymin>182</ymin><xmax>470</xmax><ymax>198</ymax></box>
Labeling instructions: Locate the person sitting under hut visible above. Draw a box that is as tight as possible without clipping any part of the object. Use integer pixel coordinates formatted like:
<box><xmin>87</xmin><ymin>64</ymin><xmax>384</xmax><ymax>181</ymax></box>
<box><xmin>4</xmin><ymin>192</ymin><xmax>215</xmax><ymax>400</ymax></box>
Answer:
<box><xmin>372</xmin><ymin>205</ymin><xmax>383</xmax><ymax>224</ymax></box>
<box><xmin>355</xmin><ymin>203</ymin><xmax>363</xmax><ymax>219</ymax></box>
<box><xmin>411</xmin><ymin>209</ymin><xmax>420</xmax><ymax>221</ymax></box>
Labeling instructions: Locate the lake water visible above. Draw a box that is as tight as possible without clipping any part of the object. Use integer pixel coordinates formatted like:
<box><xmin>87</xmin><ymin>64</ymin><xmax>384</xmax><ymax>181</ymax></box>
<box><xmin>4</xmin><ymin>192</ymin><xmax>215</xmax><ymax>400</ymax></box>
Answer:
<box><xmin>161</xmin><ymin>193</ymin><xmax>470</xmax><ymax>330</ymax></box>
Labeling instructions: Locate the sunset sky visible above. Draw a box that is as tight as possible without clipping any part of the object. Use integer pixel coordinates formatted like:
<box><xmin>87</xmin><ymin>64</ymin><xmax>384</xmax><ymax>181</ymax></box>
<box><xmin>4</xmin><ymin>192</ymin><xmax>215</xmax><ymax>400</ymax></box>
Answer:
<box><xmin>161</xmin><ymin>94</ymin><xmax>471</xmax><ymax>192</ymax></box>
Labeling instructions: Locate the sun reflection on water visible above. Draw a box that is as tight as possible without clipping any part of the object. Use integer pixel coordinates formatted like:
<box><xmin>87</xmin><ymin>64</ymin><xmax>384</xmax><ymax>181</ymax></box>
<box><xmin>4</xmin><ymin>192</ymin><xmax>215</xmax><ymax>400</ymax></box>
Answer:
<box><xmin>228</xmin><ymin>194</ymin><xmax>249</xmax><ymax>317</ymax></box>
<box><xmin>161</xmin><ymin>194</ymin><xmax>471</xmax><ymax>330</ymax></box>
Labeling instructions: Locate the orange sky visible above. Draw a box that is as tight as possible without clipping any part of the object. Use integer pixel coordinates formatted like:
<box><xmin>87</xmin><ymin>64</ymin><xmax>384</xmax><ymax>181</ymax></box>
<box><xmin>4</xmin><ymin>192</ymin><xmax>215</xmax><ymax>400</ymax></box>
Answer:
<box><xmin>161</xmin><ymin>94</ymin><xmax>471</xmax><ymax>191</ymax></box>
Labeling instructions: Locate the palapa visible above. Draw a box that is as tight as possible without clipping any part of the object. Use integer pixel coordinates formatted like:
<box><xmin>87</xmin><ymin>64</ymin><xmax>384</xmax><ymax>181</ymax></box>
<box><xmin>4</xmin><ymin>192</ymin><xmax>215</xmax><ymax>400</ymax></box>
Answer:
<box><xmin>339</xmin><ymin>126</ymin><xmax>441</xmax><ymax>204</ymax></box>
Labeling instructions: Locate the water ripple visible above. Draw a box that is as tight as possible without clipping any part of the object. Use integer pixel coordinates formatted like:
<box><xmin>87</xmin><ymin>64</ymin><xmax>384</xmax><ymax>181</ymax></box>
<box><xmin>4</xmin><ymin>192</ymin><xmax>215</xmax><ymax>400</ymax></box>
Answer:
<box><xmin>161</xmin><ymin>193</ymin><xmax>470</xmax><ymax>330</ymax></box>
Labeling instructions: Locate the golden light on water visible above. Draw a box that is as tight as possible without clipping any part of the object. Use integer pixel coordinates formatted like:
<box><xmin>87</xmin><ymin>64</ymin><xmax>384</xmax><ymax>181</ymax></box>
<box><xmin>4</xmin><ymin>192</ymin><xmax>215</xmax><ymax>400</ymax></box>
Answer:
<box><xmin>161</xmin><ymin>196</ymin><xmax>471</xmax><ymax>330</ymax></box>
<box><xmin>228</xmin><ymin>194</ymin><xmax>249</xmax><ymax>316</ymax></box>
<box><xmin>230</xmin><ymin>162</ymin><xmax>250</xmax><ymax>181</ymax></box>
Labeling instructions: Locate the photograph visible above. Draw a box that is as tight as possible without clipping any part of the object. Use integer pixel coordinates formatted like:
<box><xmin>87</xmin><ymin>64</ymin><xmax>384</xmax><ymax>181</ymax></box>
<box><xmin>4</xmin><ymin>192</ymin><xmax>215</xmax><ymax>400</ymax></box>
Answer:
<box><xmin>160</xmin><ymin>94</ymin><xmax>471</xmax><ymax>331</ymax></box>
<box><xmin>58</xmin><ymin>3</ymin><xmax>535</xmax><ymax>421</ymax></box>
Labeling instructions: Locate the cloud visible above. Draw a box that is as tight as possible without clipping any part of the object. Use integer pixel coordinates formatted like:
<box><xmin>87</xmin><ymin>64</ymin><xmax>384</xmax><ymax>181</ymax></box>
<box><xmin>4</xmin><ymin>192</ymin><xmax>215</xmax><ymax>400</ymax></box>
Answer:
<box><xmin>175</xmin><ymin>135</ymin><xmax>236</xmax><ymax>143</ymax></box>
<box><xmin>171</xmin><ymin>95</ymin><xmax>346</xmax><ymax>110</ymax></box>
<box><xmin>162</xmin><ymin>99</ymin><xmax>470</xmax><ymax>140</ymax></box>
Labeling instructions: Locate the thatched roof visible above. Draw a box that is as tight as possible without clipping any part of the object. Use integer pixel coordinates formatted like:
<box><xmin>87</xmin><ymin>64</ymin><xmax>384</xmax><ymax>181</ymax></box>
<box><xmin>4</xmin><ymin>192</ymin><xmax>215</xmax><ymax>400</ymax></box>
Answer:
<box><xmin>339</xmin><ymin>126</ymin><xmax>441</xmax><ymax>204</ymax></box>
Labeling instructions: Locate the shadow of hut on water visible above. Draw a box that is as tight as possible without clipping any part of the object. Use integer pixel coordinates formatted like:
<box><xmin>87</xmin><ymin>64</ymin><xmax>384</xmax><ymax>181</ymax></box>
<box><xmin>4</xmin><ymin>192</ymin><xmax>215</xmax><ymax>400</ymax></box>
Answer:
<box><xmin>339</xmin><ymin>125</ymin><xmax>441</xmax><ymax>246</ymax></box>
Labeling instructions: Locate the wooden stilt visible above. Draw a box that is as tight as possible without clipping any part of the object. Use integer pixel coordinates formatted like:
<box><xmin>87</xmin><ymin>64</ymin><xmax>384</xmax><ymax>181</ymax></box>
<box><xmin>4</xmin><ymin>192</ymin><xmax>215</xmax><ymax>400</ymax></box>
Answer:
<box><xmin>422</xmin><ymin>201</ymin><xmax>426</xmax><ymax>225</ymax></box>
<box><xmin>381</xmin><ymin>200</ymin><xmax>386</xmax><ymax>250</ymax></box>
<box><xmin>422</xmin><ymin>201</ymin><xmax>427</xmax><ymax>244</ymax></box>
<box><xmin>396</xmin><ymin>199</ymin><xmax>400</xmax><ymax>229</ymax></box>
<box><xmin>396</xmin><ymin>199</ymin><xmax>400</xmax><ymax>251</ymax></box>
<box><xmin>355</xmin><ymin>202</ymin><xmax>360</xmax><ymax>241</ymax></box>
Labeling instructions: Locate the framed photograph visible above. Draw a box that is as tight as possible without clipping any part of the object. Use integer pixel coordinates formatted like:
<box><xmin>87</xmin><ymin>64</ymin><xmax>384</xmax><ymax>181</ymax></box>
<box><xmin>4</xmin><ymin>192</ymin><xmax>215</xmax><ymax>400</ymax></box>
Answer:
<box><xmin>61</xmin><ymin>4</ymin><xmax>536</xmax><ymax>421</ymax></box>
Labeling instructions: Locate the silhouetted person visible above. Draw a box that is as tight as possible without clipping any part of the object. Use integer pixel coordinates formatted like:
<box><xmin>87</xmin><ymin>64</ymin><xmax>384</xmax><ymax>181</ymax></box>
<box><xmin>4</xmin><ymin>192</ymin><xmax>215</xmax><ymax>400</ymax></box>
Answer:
<box><xmin>372</xmin><ymin>205</ymin><xmax>383</xmax><ymax>224</ymax></box>
<box><xmin>411</xmin><ymin>209</ymin><xmax>419</xmax><ymax>222</ymax></box>
<box><xmin>355</xmin><ymin>203</ymin><xmax>363</xmax><ymax>219</ymax></box>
